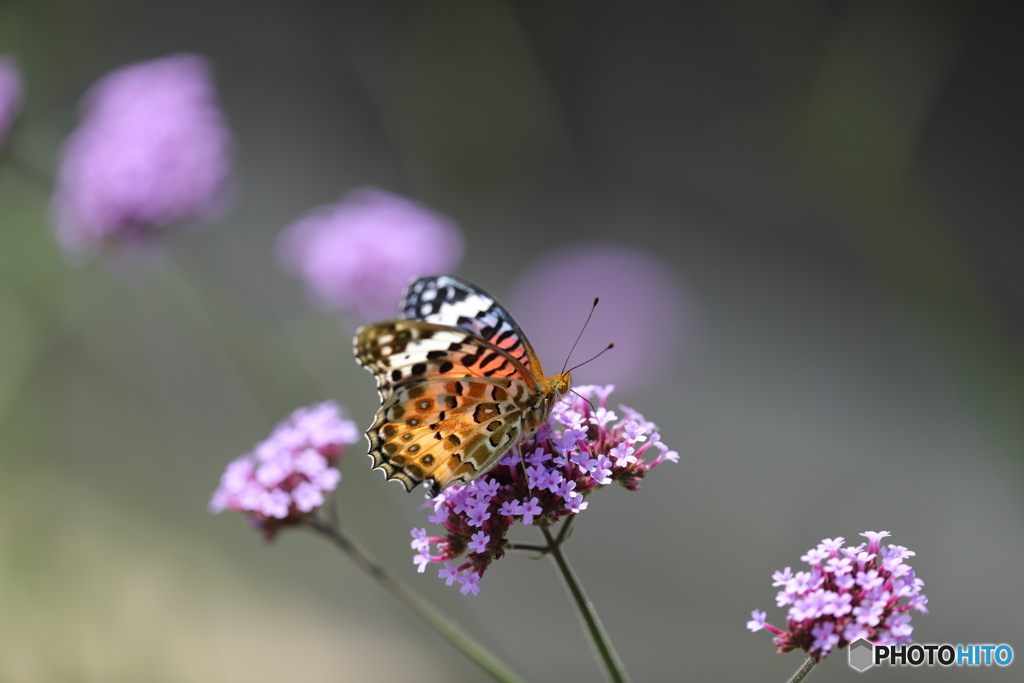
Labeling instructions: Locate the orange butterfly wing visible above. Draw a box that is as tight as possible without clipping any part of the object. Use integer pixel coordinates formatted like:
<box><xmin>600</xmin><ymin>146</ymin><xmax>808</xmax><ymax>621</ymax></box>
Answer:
<box><xmin>355</xmin><ymin>277</ymin><xmax>570</xmax><ymax>495</ymax></box>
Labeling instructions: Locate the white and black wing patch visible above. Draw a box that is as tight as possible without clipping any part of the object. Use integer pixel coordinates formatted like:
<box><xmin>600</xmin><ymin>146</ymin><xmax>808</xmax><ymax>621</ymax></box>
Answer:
<box><xmin>402</xmin><ymin>275</ymin><xmax>538</xmax><ymax>372</ymax></box>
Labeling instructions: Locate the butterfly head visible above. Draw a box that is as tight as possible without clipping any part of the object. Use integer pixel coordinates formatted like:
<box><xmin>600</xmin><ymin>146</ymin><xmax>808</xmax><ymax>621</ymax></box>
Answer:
<box><xmin>549</xmin><ymin>371</ymin><xmax>572</xmax><ymax>399</ymax></box>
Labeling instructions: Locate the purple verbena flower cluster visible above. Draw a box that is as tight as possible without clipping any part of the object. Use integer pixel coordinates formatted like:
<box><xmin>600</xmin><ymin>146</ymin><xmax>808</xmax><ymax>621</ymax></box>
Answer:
<box><xmin>276</xmin><ymin>187</ymin><xmax>464</xmax><ymax>321</ymax></box>
<box><xmin>210</xmin><ymin>401</ymin><xmax>359</xmax><ymax>540</ymax></box>
<box><xmin>0</xmin><ymin>57</ymin><xmax>22</xmax><ymax>150</ymax></box>
<box><xmin>410</xmin><ymin>385</ymin><xmax>678</xmax><ymax>595</ymax></box>
<box><xmin>53</xmin><ymin>53</ymin><xmax>234</xmax><ymax>257</ymax></box>
<box><xmin>747</xmin><ymin>531</ymin><xmax>928</xmax><ymax>661</ymax></box>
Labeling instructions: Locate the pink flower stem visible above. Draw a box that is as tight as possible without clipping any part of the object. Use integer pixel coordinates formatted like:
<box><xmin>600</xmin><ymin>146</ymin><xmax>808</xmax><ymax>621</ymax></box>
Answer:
<box><xmin>305</xmin><ymin>515</ymin><xmax>526</xmax><ymax>683</ymax></box>
<box><xmin>540</xmin><ymin>525</ymin><xmax>630</xmax><ymax>683</ymax></box>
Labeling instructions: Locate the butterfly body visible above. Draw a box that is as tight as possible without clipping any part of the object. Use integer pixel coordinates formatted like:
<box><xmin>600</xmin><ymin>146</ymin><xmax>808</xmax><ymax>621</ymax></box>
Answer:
<box><xmin>355</xmin><ymin>276</ymin><xmax>570</xmax><ymax>495</ymax></box>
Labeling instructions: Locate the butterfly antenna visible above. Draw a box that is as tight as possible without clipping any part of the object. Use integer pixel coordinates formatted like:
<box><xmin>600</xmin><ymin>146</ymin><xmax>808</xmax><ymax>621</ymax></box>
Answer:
<box><xmin>517</xmin><ymin>449</ymin><xmax>534</xmax><ymax>497</ymax></box>
<box><xmin>562</xmin><ymin>297</ymin><xmax>600</xmax><ymax>374</ymax></box>
<box><xmin>566</xmin><ymin>343</ymin><xmax>615</xmax><ymax>375</ymax></box>
<box><xmin>570</xmin><ymin>389</ymin><xmax>597</xmax><ymax>413</ymax></box>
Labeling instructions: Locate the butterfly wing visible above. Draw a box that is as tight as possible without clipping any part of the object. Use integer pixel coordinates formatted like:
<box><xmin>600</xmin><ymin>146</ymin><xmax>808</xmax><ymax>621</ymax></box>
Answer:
<box><xmin>355</xmin><ymin>319</ymin><xmax>545</xmax><ymax>494</ymax></box>
<box><xmin>402</xmin><ymin>275</ymin><xmax>546</xmax><ymax>376</ymax></box>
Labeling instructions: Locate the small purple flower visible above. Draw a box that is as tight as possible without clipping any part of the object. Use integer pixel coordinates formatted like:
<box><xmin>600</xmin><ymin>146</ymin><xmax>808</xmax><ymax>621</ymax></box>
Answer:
<box><xmin>771</xmin><ymin>567</ymin><xmax>793</xmax><ymax>587</ymax></box>
<box><xmin>408</xmin><ymin>385</ymin><xmax>677</xmax><ymax>594</ymax></box>
<box><xmin>824</xmin><ymin>556</ymin><xmax>852</xmax><ymax>576</ymax></box>
<box><xmin>0</xmin><ymin>57</ymin><xmax>22</xmax><ymax>150</ymax></box>
<box><xmin>746</xmin><ymin>610</ymin><xmax>768</xmax><ymax>632</ymax></box>
<box><xmin>210</xmin><ymin>401</ymin><xmax>358</xmax><ymax>540</ymax></box>
<box><xmin>591</xmin><ymin>454</ymin><xmax>614</xmax><ymax>485</ymax></box>
<box><xmin>410</xmin><ymin>528</ymin><xmax>430</xmax><ymax>552</ymax></box>
<box><xmin>53</xmin><ymin>54</ymin><xmax>234</xmax><ymax>257</ymax></box>
<box><xmin>811</xmin><ymin>622</ymin><xmax>839</xmax><ymax>654</ymax></box>
<box><xmin>458</xmin><ymin>571</ymin><xmax>481</xmax><ymax>596</ymax></box>
<box><xmin>861</xmin><ymin>531</ymin><xmax>891</xmax><ymax>555</ymax></box>
<box><xmin>467</xmin><ymin>531</ymin><xmax>490</xmax><ymax>554</ymax></box>
<box><xmin>749</xmin><ymin>531</ymin><xmax>928</xmax><ymax>662</ymax></box>
<box><xmin>525</xmin><ymin>465</ymin><xmax>546</xmax><ymax>490</ymax></box>
<box><xmin>497</xmin><ymin>500</ymin><xmax>518</xmax><ymax>516</ymax></box>
<box><xmin>564</xmin><ymin>492</ymin><xmax>588</xmax><ymax>513</ymax></box>
<box><xmin>800</xmin><ymin>547</ymin><xmax>830</xmax><ymax>566</ymax></box>
<box><xmin>819</xmin><ymin>537</ymin><xmax>845</xmax><ymax>553</ymax></box>
<box><xmin>465</xmin><ymin>504</ymin><xmax>491</xmax><ymax>528</ymax></box>
<box><xmin>518</xmin><ymin>497</ymin><xmax>542</xmax><ymax>525</ymax></box>
<box><xmin>438</xmin><ymin>561</ymin><xmax>460</xmax><ymax>586</ymax></box>
<box><xmin>277</xmin><ymin>187</ymin><xmax>464</xmax><ymax>321</ymax></box>
<box><xmin>609</xmin><ymin>443</ymin><xmax>637</xmax><ymax>467</ymax></box>
<box><xmin>526</xmin><ymin>447</ymin><xmax>549</xmax><ymax>466</ymax></box>
<box><xmin>555</xmin><ymin>479</ymin><xmax>577</xmax><ymax>502</ymax></box>
<box><xmin>473</xmin><ymin>477</ymin><xmax>501</xmax><ymax>499</ymax></box>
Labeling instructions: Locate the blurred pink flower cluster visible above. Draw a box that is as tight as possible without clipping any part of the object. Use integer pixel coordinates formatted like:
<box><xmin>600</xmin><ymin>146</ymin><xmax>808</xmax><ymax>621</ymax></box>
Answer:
<box><xmin>0</xmin><ymin>57</ymin><xmax>22</xmax><ymax>150</ymax></box>
<box><xmin>277</xmin><ymin>187</ymin><xmax>464</xmax><ymax>321</ymax></box>
<box><xmin>509</xmin><ymin>244</ymin><xmax>688</xmax><ymax>391</ymax></box>
<box><xmin>53</xmin><ymin>53</ymin><xmax>234</xmax><ymax>257</ymax></box>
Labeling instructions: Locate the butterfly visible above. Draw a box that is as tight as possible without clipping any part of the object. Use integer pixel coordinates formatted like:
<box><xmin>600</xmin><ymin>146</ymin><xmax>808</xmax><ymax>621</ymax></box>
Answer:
<box><xmin>354</xmin><ymin>275</ymin><xmax>572</xmax><ymax>496</ymax></box>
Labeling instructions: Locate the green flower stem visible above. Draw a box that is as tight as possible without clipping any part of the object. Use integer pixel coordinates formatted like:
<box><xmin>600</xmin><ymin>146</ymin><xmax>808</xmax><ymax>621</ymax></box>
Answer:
<box><xmin>306</xmin><ymin>516</ymin><xmax>527</xmax><ymax>683</ymax></box>
<box><xmin>505</xmin><ymin>543</ymin><xmax>550</xmax><ymax>553</ymax></box>
<box><xmin>554</xmin><ymin>512</ymin><xmax>577</xmax><ymax>545</ymax></box>
<box><xmin>540</xmin><ymin>525</ymin><xmax>630</xmax><ymax>683</ymax></box>
<box><xmin>787</xmin><ymin>656</ymin><xmax>816</xmax><ymax>683</ymax></box>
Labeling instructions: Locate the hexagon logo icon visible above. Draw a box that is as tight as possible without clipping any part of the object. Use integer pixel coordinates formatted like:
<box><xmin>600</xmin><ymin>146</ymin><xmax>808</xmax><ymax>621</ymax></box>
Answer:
<box><xmin>848</xmin><ymin>638</ymin><xmax>874</xmax><ymax>672</ymax></box>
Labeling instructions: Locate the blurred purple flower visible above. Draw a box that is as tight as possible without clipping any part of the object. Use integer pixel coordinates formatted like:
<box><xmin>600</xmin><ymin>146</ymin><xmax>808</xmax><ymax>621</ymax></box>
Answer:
<box><xmin>410</xmin><ymin>385</ymin><xmax>677</xmax><ymax>594</ymax></box>
<box><xmin>0</xmin><ymin>57</ymin><xmax>22</xmax><ymax>149</ymax></box>
<box><xmin>53</xmin><ymin>53</ymin><xmax>234</xmax><ymax>257</ymax></box>
<box><xmin>748</xmin><ymin>531</ymin><xmax>928</xmax><ymax>662</ymax></box>
<box><xmin>277</xmin><ymin>187</ymin><xmax>464</xmax><ymax>321</ymax></box>
<box><xmin>210</xmin><ymin>401</ymin><xmax>359</xmax><ymax>541</ymax></box>
<box><xmin>508</xmin><ymin>244</ymin><xmax>689</xmax><ymax>392</ymax></box>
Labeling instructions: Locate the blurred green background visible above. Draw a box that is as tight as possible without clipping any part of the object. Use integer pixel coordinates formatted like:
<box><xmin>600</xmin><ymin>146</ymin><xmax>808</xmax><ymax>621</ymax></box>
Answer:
<box><xmin>1</xmin><ymin>1</ymin><xmax>1022</xmax><ymax>681</ymax></box>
